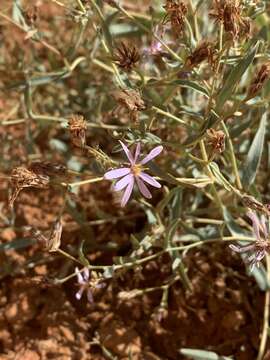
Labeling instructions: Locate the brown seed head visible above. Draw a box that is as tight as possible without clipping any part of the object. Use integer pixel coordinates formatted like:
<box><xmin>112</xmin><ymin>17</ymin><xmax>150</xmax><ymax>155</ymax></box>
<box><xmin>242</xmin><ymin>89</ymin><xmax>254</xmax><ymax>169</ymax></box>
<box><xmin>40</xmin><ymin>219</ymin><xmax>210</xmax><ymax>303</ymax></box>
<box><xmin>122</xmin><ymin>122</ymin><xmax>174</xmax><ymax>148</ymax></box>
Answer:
<box><xmin>186</xmin><ymin>41</ymin><xmax>216</xmax><ymax>68</ymax></box>
<box><xmin>163</xmin><ymin>0</ymin><xmax>187</xmax><ymax>37</ymax></box>
<box><xmin>68</xmin><ymin>115</ymin><xmax>87</xmax><ymax>148</ymax></box>
<box><xmin>113</xmin><ymin>42</ymin><xmax>140</xmax><ymax>72</ymax></box>
<box><xmin>207</xmin><ymin>128</ymin><xmax>226</xmax><ymax>153</ymax></box>
<box><xmin>113</xmin><ymin>89</ymin><xmax>145</xmax><ymax>122</ymax></box>
<box><xmin>9</xmin><ymin>166</ymin><xmax>49</xmax><ymax>208</ymax></box>
<box><xmin>29</xmin><ymin>161</ymin><xmax>67</xmax><ymax>178</ymax></box>
<box><xmin>209</xmin><ymin>0</ymin><xmax>251</xmax><ymax>40</ymax></box>
<box><xmin>247</xmin><ymin>63</ymin><xmax>270</xmax><ymax>99</ymax></box>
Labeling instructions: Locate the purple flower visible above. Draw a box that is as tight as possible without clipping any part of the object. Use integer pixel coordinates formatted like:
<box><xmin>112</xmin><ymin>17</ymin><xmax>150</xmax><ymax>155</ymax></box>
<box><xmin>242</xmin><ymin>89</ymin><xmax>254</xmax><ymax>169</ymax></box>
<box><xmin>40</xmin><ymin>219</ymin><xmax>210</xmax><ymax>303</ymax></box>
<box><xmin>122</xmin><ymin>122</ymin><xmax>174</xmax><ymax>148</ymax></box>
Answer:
<box><xmin>229</xmin><ymin>211</ymin><xmax>270</xmax><ymax>271</ymax></box>
<box><xmin>75</xmin><ymin>267</ymin><xmax>105</xmax><ymax>303</ymax></box>
<box><xmin>104</xmin><ymin>141</ymin><xmax>163</xmax><ymax>207</ymax></box>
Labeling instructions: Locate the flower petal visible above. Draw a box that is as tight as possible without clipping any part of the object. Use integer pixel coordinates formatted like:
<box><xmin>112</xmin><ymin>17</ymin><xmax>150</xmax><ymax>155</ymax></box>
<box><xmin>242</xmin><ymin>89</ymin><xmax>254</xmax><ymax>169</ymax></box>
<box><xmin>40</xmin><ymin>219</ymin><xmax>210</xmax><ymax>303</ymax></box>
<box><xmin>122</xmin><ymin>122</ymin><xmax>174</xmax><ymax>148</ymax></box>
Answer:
<box><xmin>140</xmin><ymin>145</ymin><xmax>163</xmax><ymax>165</ymax></box>
<box><xmin>260</xmin><ymin>215</ymin><xmax>268</xmax><ymax>239</ymax></box>
<box><xmin>83</xmin><ymin>267</ymin><xmax>89</xmax><ymax>281</ymax></box>
<box><xmin>247</xmin><ymin>211</ymin><xmax>261</xmax><ymax>240</ymax></box>
<box><xmin>75</xmin><ymin>267</ymin><xmax>84</xmax><ymax>285</ymax></box>
<box><xmin>121</xmin><ymin>176</ymin><xmax>134</xmax><ymax>207</ymax></box>
<box><xmin>87</xmin><ymin>289</ymin><xmax>94</xmax><ymax>304</ymax></box>
<box><xmin>229</xmin><ymin>243</ymin><xmax>255</xmax><ymax>253</ymax></box>
<box><xmin>136</xmin><ymin>176</ymin><xmax>152</xmax><ymax>199</ymax></box>
<box><xmin>114</xmin><ymin>174</ymin><xmax>133</xmax><ymax>191</ymax></box>
<box><xmin>75</xmin><ymin>287</ymin><xmax>84</xmax><ymax>300</ymax></box>
<box><xmin>133</xmin><ymin>142</ymin><xmax>141</xmax><ymax>163</ymax></box>
<box><xmin>104</xmin><ymin>168</ymin><xmax>130</xmax><ymax>180</ymax></box>
<box><xmin>139</xmin><ymin>172</ymin><xmax>161</xmax><ymax>188</ymax></box>
<box><xmin>119</xmin><ymin>141</ymin><xmax>134</xmax><ymax>165</ymax></box>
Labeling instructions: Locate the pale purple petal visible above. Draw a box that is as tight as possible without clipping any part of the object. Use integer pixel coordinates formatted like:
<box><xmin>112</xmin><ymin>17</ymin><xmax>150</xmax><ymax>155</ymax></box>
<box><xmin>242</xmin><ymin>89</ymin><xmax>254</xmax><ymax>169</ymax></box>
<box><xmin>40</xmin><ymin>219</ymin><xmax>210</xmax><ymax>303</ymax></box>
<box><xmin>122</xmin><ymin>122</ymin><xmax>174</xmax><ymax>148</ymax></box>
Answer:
<box><xmin>114</xmin><ymin>174</ymin><xmax>134</xmax><ymax>191</ymax></box>
<box><xmin>75</xmin><ymin>267</ymin><xmax>85</xmax><ymax>285</ymax></box>
<box><xmin>87</xmin><ymin>289</ymin><xmax>94</xmax><ymax>304</ymax></box>
<box><xmin>247</xmin><ymin>211</ymin><xmax>261</xmax><ymax>241</ymax></box>
<box><xmin>96</xmin><ymin>282</ymin><xmax>106</xmax><ymax>289</ymax></box>
<box><xmin>260</xmin><ymin>215</ymin><xmax>268</xmax><ymax>239</ymax></box>
<box><xmin>104</xmin><ymin>168</ymin><xmax>130</xmax><ymax>180</ymax></box>
<box><xmin>229</xmin><ymin>244</ymin><xmax>255</xmax><ymax>253</ymax></box>
<box><xmin>119</xmin><ymin>141</ymin><xmax>134</xmax><ymax>165</ymax></box>
<box><xmin>75</xmin><ymin>287</ymin><xmax>84</xmax><ymax>300</ymax></box>
<box><xmin>121</xmin><ymin>176</ymin><xmax>134</xmax><ymax>207</ymax></box>
<box><xmin>136</xmin><ymin>176</ymin><xmax>152</xmax><ymax>199</ymax></box>
<box><xmin>139</xmin><ymin>172</ymin><xmax>161</xmax><ymax>188</ymax></box>
<box><xmin>140</xmin><ymin>145</ymin><xmax>163</xmax><ymax>165</ymax></box>
<box><xmin>83</xmin><ymin>267</ymin><xmax>89</xmax><ymax>281</ymax></box>
<box><xmin>255</xmin><ymin>250</ymin><xmax>265</xmax><ymax>262</ymax></box>
<box><xmin>134</xmin><ymin>143</ymin><xmax>141</xmax><ymax>163</ymax></box>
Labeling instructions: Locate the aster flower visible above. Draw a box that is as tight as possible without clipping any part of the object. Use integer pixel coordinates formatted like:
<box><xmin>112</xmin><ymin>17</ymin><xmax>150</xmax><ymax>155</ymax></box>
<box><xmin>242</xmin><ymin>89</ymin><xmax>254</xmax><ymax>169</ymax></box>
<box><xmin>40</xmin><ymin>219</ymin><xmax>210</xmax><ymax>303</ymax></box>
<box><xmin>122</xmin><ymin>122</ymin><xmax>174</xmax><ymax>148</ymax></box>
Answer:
<box><xmin>229</xmin><ymin>211</ymin><xmax>270</xmax><ymax>271</ymax></box>
<box><xmin>104</xmin><ymin>141</ymin><xmax>163</xmax><ymax>207</ymax></box>
<box><xmin>75</xmin><ymin>267</ymin><xmax>105</xmax><ymax>303</ymax></box>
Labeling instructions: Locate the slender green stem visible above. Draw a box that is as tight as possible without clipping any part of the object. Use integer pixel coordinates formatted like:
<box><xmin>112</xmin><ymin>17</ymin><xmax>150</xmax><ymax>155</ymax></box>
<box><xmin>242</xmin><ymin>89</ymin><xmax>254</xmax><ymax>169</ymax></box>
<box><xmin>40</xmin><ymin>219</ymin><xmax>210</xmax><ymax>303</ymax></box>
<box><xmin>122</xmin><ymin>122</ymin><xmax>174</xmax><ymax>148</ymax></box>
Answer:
<box><xmin>67</xmin><ymin>177</ymin><xmax>104</xmax><ymax>188</ymax></box>
<box><xmin>221</xmin><ymin>120</ymin><xmax>242</xmax><ymax>190</ymax></box>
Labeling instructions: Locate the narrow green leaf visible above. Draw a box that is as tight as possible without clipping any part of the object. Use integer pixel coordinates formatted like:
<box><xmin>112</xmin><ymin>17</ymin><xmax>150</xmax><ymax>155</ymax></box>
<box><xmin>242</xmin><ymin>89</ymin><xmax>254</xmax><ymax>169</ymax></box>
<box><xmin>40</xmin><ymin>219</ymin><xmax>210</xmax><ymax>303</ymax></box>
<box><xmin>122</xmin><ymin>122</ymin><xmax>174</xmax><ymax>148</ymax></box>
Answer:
<box><xmin>216</xmin><ymin>42</ymin><xmax>259</xmax><ymax>110</ymax></box>
<box><xmin>242</xmin><ymin>111</ymin><xmax>267</xmax><ymax>187</ymax></box>
<box><xmin>78</xmin><ymin>240</ymin><xmax>90</xmax><ymax>267</ymax></box>
<box><xmin>180</xmin><ymin>348</ymin><xmax>233</xmax><ymax>360</ymax></box>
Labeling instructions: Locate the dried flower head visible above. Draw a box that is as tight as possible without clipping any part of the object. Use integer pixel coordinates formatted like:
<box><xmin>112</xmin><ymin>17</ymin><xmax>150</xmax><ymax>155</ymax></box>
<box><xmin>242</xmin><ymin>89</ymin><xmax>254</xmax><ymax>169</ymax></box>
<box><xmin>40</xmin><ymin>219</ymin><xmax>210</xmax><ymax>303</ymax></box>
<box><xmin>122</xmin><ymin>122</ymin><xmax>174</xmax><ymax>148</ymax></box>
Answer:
<box><xmin>9</xmin><ymin>166</ymin><xmax>49</xmax><ymax>208</ymax></box>
<box><xmin>29</xmin><ymin>161</ymin><xmax>67</xmax><ymax>179</ymax></box>
<box><xmin>241</xmin><ymin>195</ymin><xmax>266</xmax><ymax>214</ymax></box>
<box><xmin>209</xmin><ymin>0</ymin><xmax>251</xmax><ymax>40</ymax></box>
<box><xmin>113</xmin><ymin>89</ymin><xmax>145</xmax><ymax>122</ymax></box>
<box><xmin>24</xmin><ymin>218</ymin><xmax>62</xmax><ymax>252</ymax></box>
<box><xmin>104</xmin><ymin>141</ymin><xmax>163</xmax><ymax>207</ymax></box>
<box><xmin>163</xmin><ymin>0</ymin><xmax>187</xmax><ymax>37</ymax></box>
<box><xmin>75</xmin><ymin>267</ymin><xmax>105</xmax><ymax>303</ymax></box>
<box><xmin>68</xmin><ymin>115</ymin><xmax>87</xmax><ymax>148</ymax></box>
<box><xmin>207</xmin><ymin>128</ymin><xmax>226</xmax><ymax>153</ymax></box>
<box><xmin>186</xmin><ymin>41</ymin><xmax>216</xmax><ymax>69</ymax></box>
<box><xmin>24</xmin><ymin>5</ymin><xmax>38</xmax><ymax>28</ymax></box>
<box><xmin>46</xmin><ymin>218</ymin><xmax>62</xmax><ymax>252</ymax></box>
<box><xmin>247</xmin><ymin>63</ymin><xmax>270</xmax><ymax>99</ymax></box>
<box><xmin>113</xmin><ymin>42</ymin><xmax>140</xmax><ymax>72</ymax></box>
<box><xmin>230</xmin><ymin>211</ymin><xmax>270</xmax><ymax>271</ymax></box>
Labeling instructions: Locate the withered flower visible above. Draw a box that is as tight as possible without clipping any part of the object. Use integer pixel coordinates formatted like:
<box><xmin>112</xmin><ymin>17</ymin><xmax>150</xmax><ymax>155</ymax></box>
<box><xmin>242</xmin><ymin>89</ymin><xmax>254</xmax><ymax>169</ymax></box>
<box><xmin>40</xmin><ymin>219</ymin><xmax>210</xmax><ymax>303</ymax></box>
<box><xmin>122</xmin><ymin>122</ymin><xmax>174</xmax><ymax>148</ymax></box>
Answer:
<box><xmin>24</xmin><ymin>218</ymin><xmax>62</xmax><ymax>252</ymax></box>
<box><xmin>186</xmin><ymin>41</ymin><xmax>216</xmax><ymax>69</ymax></box>
<box><xmin>163</xmin><ymin>0</ymin><xmax>187</xmax><ymax>37</ymax></box>
<box><xmin>247</xmin><ymin>63</ymin><xmax>270</xmax><ymax>99</ymax></box>
<box><xmin>207</xmin><ymin>128</ymin><xmax>226</xmax><ymax>154</ymax></box>
<box><xmin>113</xmin><ymin>89</ymin><xmax>145</xmax><ymax>122</ymax></box>
<box><xmin>9</xmin><ymin>167</ymin><xmax>49</xmax><ymax>208</ymax></box>
<box><xmin>209</xmin><ymin>0</ymin><xmax>251</xmax><ymax>40</ymax></box>
<box><xmin>29</xmin><ymin>161</ymin><xmax>67</xmax><ymax>178</ymax></box>
<box><xmin>68</xmin><ymin>115</ymin><xmax>87</xmax><ymax>148</ymax></box>
<box><xmin>113</xmin><ymin>42</ymin><xmax>140</xmax><ymax>72</ymax></box>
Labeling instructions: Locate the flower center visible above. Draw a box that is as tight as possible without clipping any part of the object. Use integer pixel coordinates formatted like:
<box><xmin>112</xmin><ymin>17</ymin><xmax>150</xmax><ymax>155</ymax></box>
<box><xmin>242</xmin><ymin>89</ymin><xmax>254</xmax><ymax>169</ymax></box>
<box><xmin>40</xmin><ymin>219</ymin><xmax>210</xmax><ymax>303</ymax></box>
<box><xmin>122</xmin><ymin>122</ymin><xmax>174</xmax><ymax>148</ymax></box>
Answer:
<box><xmin>131</xmin><ymin>164</ymin><xmax>142</xmax><ymax>176</ymax></box>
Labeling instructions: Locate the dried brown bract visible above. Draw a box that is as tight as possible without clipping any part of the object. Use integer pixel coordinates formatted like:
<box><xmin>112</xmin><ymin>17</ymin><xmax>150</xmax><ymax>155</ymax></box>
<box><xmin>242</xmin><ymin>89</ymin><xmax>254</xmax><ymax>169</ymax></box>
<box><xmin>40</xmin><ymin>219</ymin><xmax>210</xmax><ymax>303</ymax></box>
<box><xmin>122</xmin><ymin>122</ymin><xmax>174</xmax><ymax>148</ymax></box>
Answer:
<box><xmin>113</xmin><ymin>42</ymin><xmax>140</xmax><ymax>72</ymax></box>
<box><xmin>241</xmin><ymin>195</ymin><xmax>266</xmax><ymax>214</ymax></box>
<box><xmin>68</xmin><ymin>115</ymin><xmax>87</xmax><ymax>148</ymax></box>
<box><xmin>186</xmin><ymin>41</ymin><xmax>216</xmax><ymax>69</ymax></box>
<box><xmin>247</xmin><ymin>63</ymin><xmax>270</xmax><ymax>99</ymax></box>
<box><xmin>207</xmin><ymin>128</ymin><xmax>226</xmax><ymax>153</ymax></box>
<box><xmin>9</xmin><ymin>167</ymin><xmax>49</xmax><ymax>208</ymax></box>
<box><xmin>24</xmin><ymin>218</ymin><xmax>62</xmax><ymax>252</ymax></box>
<box><xmin>103</xmin><ymin>0</ymin><xmax>118</xmax><ymax>7</ymax></box>
<box><xmin>24</xmin><ymin>5</ymin><xmax>39</xmax><ymax>27</ymax></box>
<box><xmin>163</xmin><ymin>0</ymin><xmax>187</xmax><ymax>37</ymax></box>
<box><xmin>46</xmin><ymin>218</ymin><xmax>62</xmax><ymax>252</ymax></box>
<box><xmin>29</xmin><ymin>161</ymin><xmax>67</xmax><ymax>178</ymax></box>
<box><xmin>209</xmin><ymin>0</ymin><xmax>251</xmax><ymax>40</ymax></box>
<box><xmin>113</xmin><ymin>89</ymin><xmax>145</xmax><ymax>122</ymax></box>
